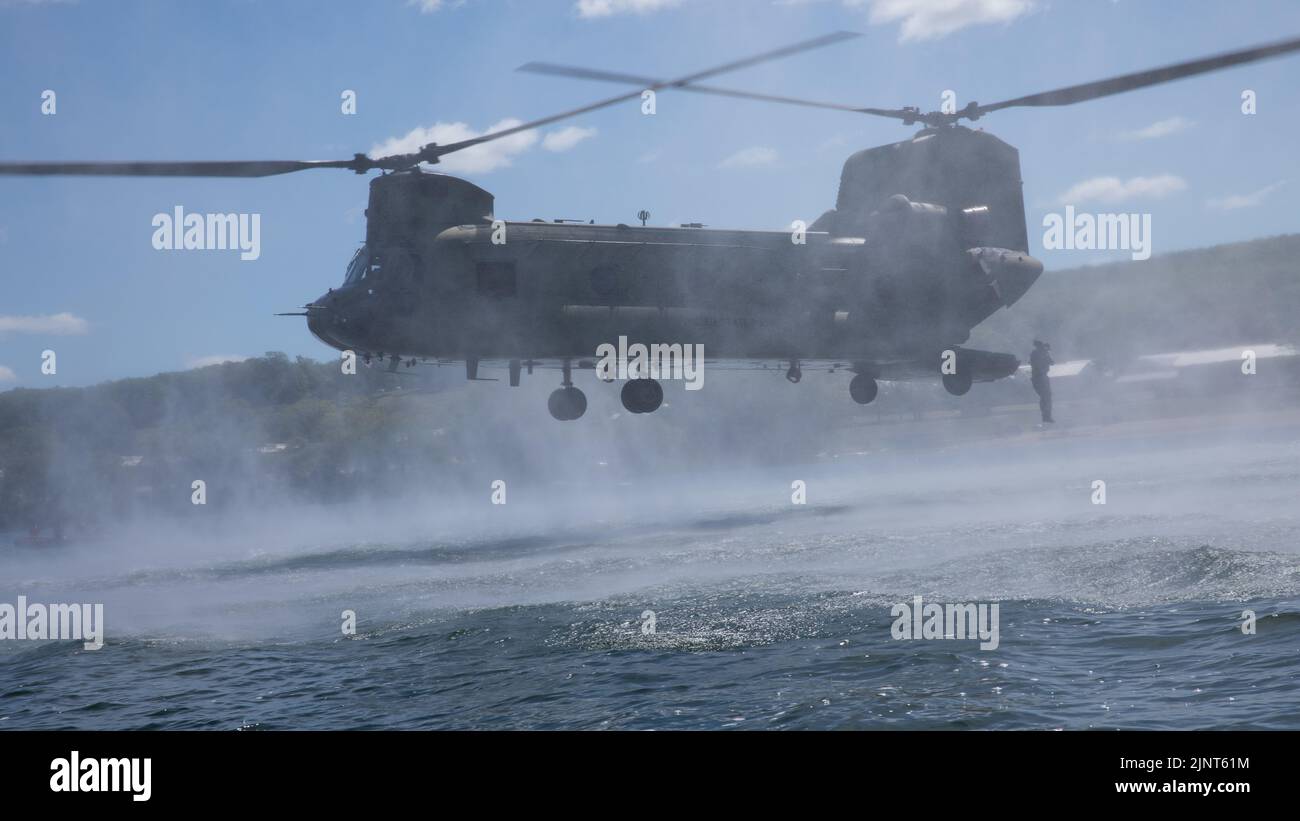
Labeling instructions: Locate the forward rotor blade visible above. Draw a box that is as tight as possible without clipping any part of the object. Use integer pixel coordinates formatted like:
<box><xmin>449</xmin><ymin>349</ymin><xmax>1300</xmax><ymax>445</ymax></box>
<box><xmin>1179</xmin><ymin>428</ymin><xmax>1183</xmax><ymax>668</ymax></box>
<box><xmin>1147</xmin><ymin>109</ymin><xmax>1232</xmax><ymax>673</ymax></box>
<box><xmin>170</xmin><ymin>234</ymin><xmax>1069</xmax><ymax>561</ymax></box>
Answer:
<box><xmin>0</xmin><ymin>159</ymin><xmax>365</xmax><ymax>178</ymax></box>
<box><xmin>976</xmin><ymin>34</ymin><xmax>1300</xmax><ymax>116</ymax></box>
<box><xmin>517</xmin><ymin>60</ymin><xmax>904</xmax><ymax>118</ymax></box>
<box><xmin>427</xmin><ymin>31</ymin><xmax>861</xmax><ymax>159</ymax></box>
<box><xmin>1</xmin><ymin>32</ymin><xmax>862</xmax><ymax>176</ymax></box>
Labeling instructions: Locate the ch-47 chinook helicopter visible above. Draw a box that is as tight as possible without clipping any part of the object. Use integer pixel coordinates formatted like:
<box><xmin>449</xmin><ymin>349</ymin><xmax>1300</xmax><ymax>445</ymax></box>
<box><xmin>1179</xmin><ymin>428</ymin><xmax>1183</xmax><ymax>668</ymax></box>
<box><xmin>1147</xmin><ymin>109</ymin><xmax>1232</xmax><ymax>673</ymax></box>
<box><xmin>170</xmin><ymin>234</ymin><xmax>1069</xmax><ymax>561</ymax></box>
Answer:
<box><xmin>5</xmin><ymin>33</ymin><xmax>1300</xmax><ymax>420</ymax></box>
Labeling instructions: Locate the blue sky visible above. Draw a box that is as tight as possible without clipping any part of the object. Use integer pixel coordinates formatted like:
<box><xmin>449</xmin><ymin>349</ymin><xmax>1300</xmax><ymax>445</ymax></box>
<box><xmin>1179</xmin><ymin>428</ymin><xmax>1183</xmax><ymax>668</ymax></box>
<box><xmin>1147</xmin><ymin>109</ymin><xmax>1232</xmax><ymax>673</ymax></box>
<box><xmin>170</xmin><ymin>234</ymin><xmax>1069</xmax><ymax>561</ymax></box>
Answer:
<box><xmin>2</xmin><ymin>0</ymin><xmax>1299</xmax><ymax>387</ymax></box>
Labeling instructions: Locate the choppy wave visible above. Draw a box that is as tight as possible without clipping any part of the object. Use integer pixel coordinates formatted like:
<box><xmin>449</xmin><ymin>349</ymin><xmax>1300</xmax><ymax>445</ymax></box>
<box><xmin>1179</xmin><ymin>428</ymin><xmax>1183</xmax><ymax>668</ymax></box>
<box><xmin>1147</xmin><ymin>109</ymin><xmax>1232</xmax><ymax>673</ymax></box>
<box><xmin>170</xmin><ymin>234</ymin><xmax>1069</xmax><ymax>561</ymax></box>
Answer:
<box><xmin>2</xmin><ymin>430</ymin><xmax>1298</xmax><ymax>729</ymax></box>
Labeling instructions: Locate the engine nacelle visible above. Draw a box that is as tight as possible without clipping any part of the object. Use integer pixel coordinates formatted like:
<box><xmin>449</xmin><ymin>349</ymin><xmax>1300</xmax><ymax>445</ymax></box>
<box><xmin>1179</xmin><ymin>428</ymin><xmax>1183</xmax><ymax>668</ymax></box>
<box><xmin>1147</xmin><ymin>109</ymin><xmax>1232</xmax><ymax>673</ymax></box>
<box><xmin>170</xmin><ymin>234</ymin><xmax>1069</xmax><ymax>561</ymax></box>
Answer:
<box><xmin>966</xmin><ymin>247</ymin><xmax>1044</xmax><ymax>307</ymax></box>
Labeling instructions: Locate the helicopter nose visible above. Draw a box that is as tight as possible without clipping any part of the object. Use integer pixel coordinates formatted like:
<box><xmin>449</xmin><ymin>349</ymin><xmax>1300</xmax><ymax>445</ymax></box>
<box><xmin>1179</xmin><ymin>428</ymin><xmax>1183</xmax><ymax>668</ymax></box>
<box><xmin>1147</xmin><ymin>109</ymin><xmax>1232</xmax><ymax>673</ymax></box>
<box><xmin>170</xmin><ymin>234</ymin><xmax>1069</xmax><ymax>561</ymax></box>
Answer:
<box><xmin>305</xmin><ymin>294</ymin><xmax>346</xmax><ymax>350</ymax></box>
<box><xmin>967</xmin><ymin>248</ymin><xmax>1043</xmax><ymax>307</ymax></box>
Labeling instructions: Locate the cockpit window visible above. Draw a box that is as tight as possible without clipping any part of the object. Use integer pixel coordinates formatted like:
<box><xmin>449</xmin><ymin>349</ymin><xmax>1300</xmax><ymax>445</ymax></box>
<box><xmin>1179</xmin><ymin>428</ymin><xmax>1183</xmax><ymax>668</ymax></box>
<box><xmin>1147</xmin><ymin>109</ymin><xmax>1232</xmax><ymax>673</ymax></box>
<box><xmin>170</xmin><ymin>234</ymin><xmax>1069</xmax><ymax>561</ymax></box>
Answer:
<box><xmin>344</xmin><ymin>246</ymin><xmax>369</xmax><ymax>285</ymax></box>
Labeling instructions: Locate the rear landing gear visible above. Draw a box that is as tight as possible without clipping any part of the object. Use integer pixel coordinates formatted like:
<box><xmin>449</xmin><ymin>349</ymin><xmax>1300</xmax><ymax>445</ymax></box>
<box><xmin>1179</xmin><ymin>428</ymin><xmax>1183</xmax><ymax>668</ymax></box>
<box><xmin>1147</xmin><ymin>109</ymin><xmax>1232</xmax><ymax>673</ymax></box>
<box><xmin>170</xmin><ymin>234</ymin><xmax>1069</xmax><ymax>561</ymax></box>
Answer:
<box><xmin>849</xmin><ymin>373</ymin><xmax>878</xmax><ymax>404</ymax></box>
<box><xmin>548</xmin><ymin>360</ymin><xmax>587</xmax><ymax>421</ymax></box>
<box><xmin>786</xmin><ymin>360</ymin><xmax>802</xmax><ymax>383</ymax></box>
<box><xmin>621</xmin><ymin>378</ymin><xmax>663</xmax><ymax>413</ymax></box>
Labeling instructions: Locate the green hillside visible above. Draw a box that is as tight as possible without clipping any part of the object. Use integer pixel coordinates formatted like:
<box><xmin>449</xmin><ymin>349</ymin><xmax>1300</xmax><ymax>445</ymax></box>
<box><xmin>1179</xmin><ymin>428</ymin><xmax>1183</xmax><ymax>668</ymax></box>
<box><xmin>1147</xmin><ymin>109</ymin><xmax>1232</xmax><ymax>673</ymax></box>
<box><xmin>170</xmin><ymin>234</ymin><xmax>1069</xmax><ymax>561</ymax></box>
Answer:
<box><xmin>970</xmin><ymin>233</ymin><xmax>1300</xmax><ymax>364</ymax></box>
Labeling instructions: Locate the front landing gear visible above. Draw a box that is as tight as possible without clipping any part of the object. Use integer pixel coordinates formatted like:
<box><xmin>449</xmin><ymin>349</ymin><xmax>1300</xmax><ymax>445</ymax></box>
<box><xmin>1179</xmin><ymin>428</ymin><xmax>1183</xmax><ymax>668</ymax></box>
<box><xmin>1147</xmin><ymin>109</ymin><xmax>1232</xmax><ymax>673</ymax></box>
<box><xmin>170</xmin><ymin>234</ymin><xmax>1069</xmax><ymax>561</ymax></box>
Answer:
<box><xmin>548</xmin><ymin>360</ymin><xmax>587</xmax><ymax>421</ymax></box>
<box><xmin>548</xmin><ymin>387</ymin><xmax>587</xmax><ymax>420</ymax></box>
<box><xmin>621</xmin><ymin>378</ymin><xmax>664</xmax><ymax>413</ymax></box>
<box><xmin>942</xmin><ymin>370</ymin><xmax>973</xmax><ymax>396</ymax></box>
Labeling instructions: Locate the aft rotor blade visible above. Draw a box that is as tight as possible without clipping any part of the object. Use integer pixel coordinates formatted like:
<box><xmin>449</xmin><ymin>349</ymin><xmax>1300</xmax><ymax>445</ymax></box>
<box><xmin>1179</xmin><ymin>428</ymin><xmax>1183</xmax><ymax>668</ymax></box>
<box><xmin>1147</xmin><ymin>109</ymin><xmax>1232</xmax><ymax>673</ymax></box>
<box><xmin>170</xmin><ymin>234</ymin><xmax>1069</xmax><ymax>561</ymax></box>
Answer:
<box><xmin>517</xmin><ymin>60</ymin><xmax>903</xmax><ymax>118</ymax></box>
<box><xmin>976</xmin><ymin>34</ymin><xmax>1300</xmax><ymax>116</ymax></box>
<box><xmin>428</xmin><ymin>31</ymin><xmax>861</xmax><ymax>159</ymax></box>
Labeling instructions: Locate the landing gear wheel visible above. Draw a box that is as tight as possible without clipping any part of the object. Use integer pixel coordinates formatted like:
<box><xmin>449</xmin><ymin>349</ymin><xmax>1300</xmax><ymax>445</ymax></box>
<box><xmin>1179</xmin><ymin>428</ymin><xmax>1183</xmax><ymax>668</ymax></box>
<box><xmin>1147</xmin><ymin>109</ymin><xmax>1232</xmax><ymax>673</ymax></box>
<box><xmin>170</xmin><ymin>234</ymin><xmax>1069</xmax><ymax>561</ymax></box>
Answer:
<box><xmin>849</xmin><ymin>373</ymin><xmax>878</xmax><ymax>405</ymax></box>
<box><xmin>942</xmin><ymin>370</ymin><xmax>973</xmax><ymax>396</ymax></box>
<box><xmin>548</xmin><ymin>386</ymin><xmax>587</xmax><ymax>421</ymax></box>
<box><xmin>621</xmin><ymin>378</ymin><xmax>664</xmax><ymax>413</ymax></box>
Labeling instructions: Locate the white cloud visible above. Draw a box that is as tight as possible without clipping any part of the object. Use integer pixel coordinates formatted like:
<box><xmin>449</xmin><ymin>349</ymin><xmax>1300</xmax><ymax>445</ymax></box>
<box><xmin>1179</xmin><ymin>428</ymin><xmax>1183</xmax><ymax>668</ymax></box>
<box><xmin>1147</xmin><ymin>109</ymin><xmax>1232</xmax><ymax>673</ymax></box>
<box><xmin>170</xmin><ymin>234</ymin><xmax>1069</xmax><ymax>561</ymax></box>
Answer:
<box><xmin>185</xmin><ymin>354</ymin><xmax>249</xmax><ymax>369</ymax></box>
<box><xmin>1056</xmin><ymin>174</ymin><xmax>1187</xmax><ymax>205</ymax></box>
<box><xmin>0</xmin><ymin>312</ymin><xmax>89</xmax><ymax>336</ymax></box>
<box><xmin>1119</xmin><ymin>116</ymin><xmax>1194</xmax><ymax>141</ymax></box>
<box><xmin>0</xmin><ymin>366</ymin><xmax>15</xmax><ymax>383</ymax></box>
<box><xmin>369</xmin><ymin>118</ymin><xmax>539</xmax><ymax>175</ymax></box>
<box><xmin>406</xmin><ymin>0</ymin><xmax>466</xmax><ymax>12</ymax></box>
<box><xmin>576</xmin><ymin>0</ymin><xmax>684</xmax><ymax>18</ymax></box>
<box><xmin>1207</xmin><ymin>181</ymin><xmax>1286</xmax><ymax>211</ymax></box>
<box><xmin>855</xmin><ymin>0</ymin><xmax>1035</xmax><ymax>42</ymax></box>
<box><xmin>543</xmin><ymin>126</ymin><xmax>598</xmax><ymax>152</ymax></box>
<box><xmin>719</xmin><ymin>146</ymin><xmax>778</xmax><ymax>169</ymax></box>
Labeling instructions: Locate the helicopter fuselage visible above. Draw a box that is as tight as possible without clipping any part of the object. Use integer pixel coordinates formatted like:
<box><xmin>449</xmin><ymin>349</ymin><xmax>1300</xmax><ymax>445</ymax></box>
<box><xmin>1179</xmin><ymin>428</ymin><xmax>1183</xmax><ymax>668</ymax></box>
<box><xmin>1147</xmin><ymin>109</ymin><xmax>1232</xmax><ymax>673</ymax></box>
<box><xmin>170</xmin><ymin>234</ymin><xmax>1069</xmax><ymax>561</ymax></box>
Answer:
<box><xmin>306</xmin><ymin>126</ymin><xmax>1042</xmax><ymax>402</ymax></box>
<box><xmin>308</xmin><ymin>218</ymin><xmax>1037</xmax><ymax>367</ymax></box>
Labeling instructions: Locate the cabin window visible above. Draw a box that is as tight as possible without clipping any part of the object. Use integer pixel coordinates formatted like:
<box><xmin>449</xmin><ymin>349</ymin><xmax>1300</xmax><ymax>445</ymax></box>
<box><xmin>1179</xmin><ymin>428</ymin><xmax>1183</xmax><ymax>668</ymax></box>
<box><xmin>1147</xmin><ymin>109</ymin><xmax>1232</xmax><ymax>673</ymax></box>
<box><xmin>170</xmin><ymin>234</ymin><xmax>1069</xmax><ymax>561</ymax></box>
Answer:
<box><xmin>343</xmin><ymin>246</ymin><xmax>369</xmax><ymax>286</ymax></box>
<box><xmin>476</xmin><ymin>261</ymin><xmax>517</xmax><ymax>298</ymax></box>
